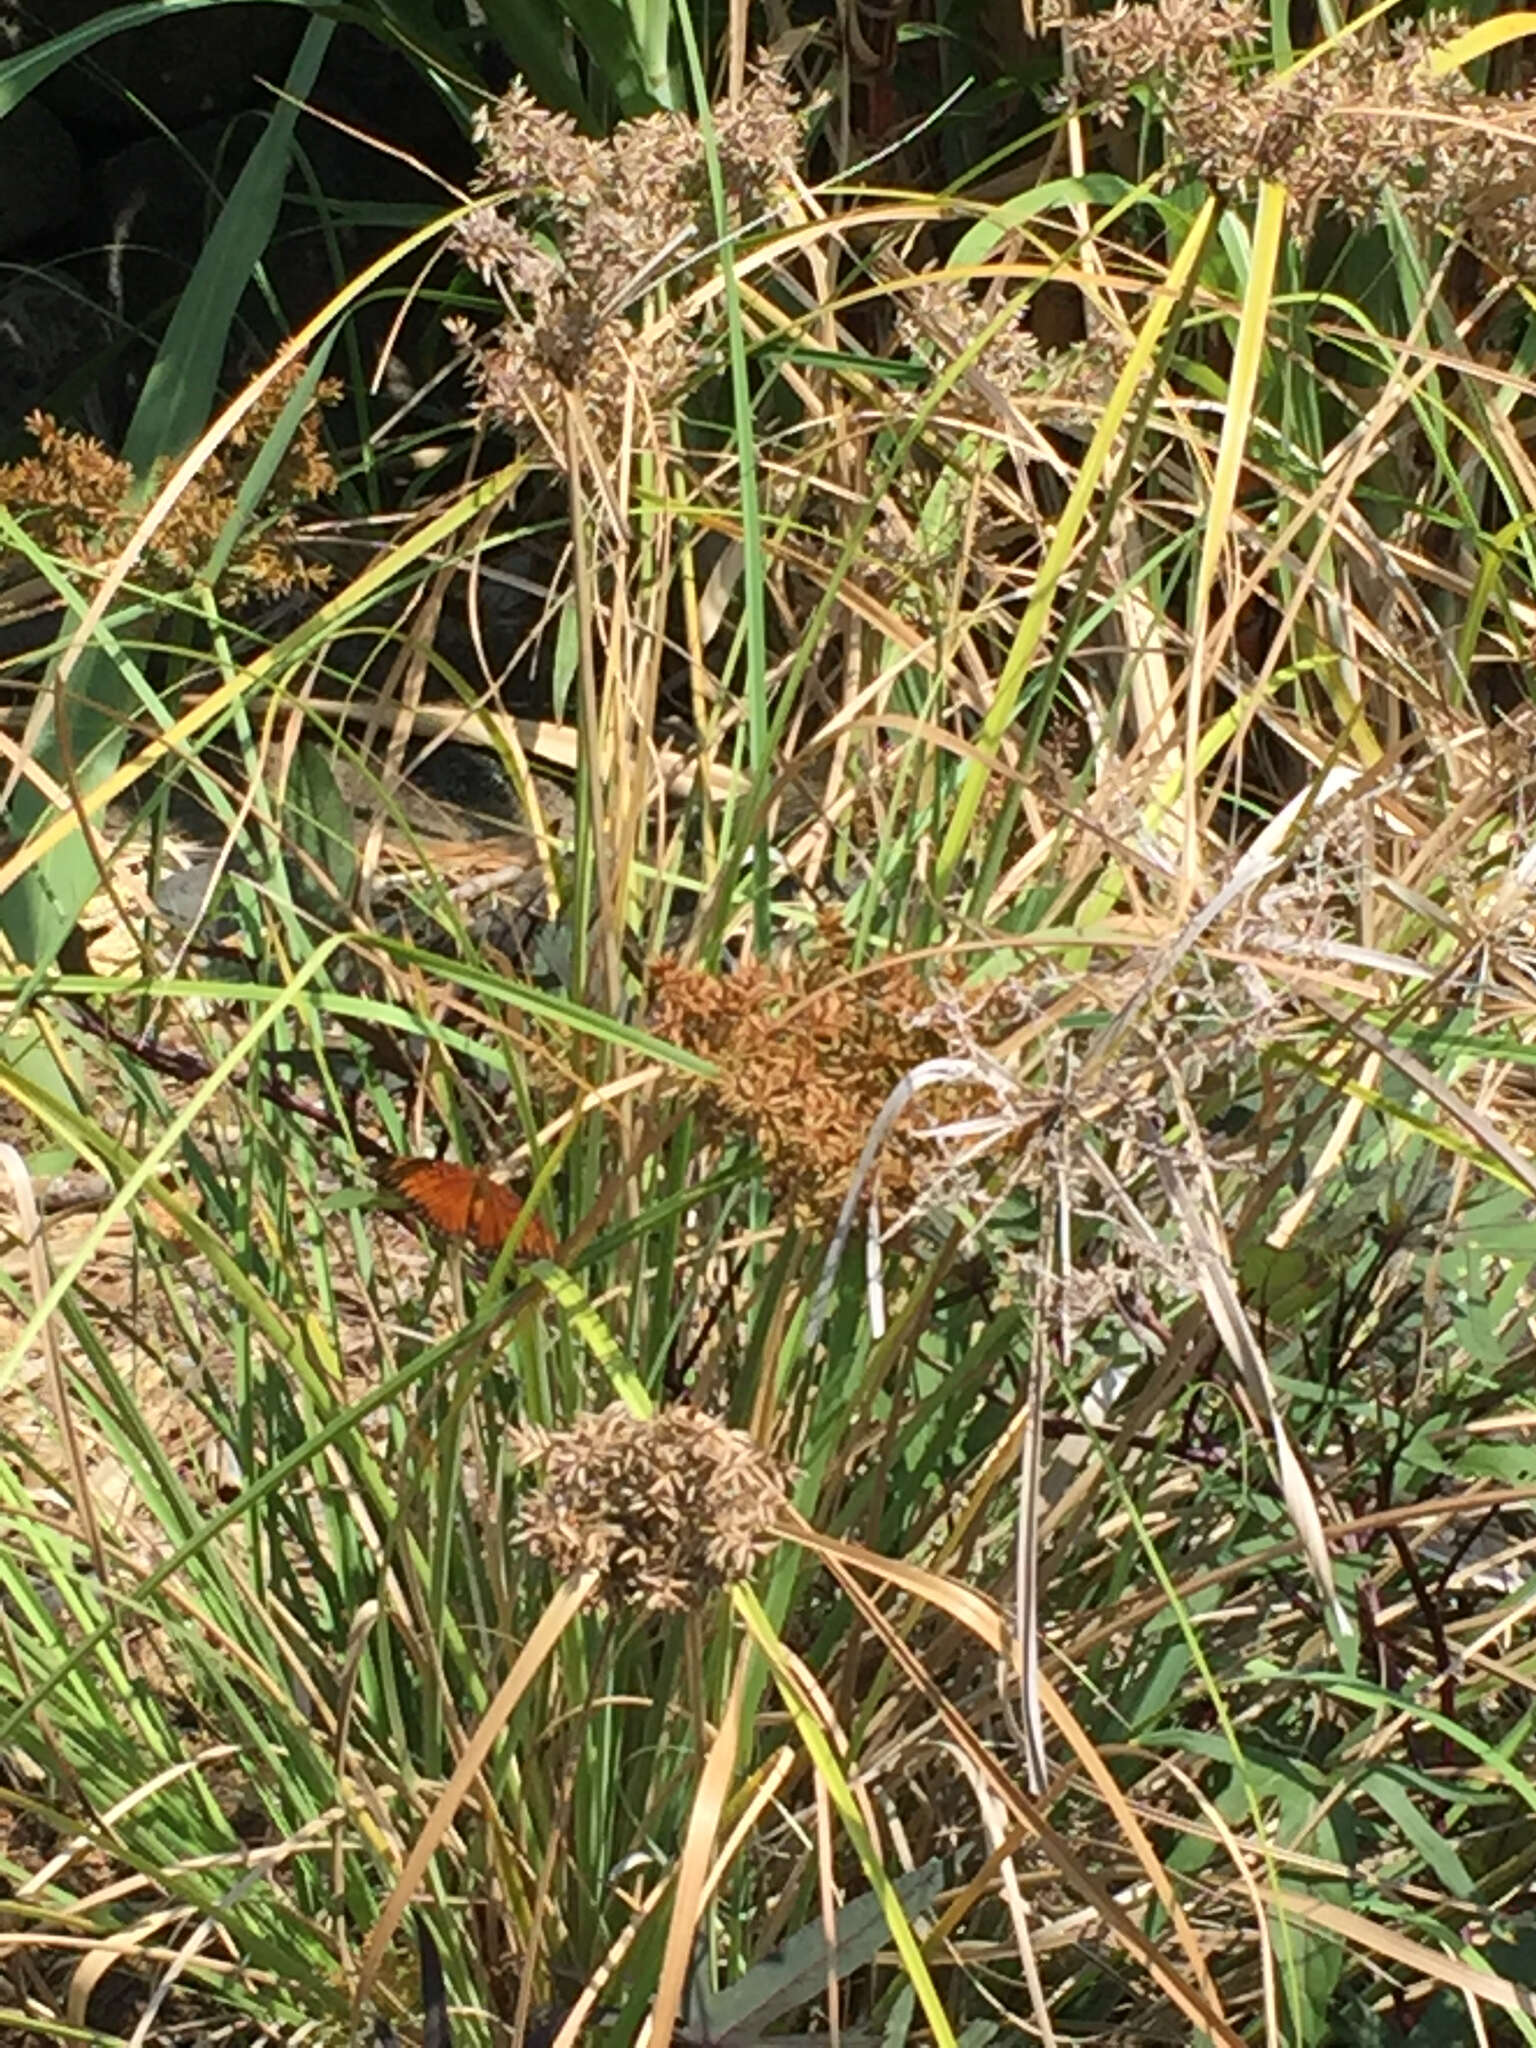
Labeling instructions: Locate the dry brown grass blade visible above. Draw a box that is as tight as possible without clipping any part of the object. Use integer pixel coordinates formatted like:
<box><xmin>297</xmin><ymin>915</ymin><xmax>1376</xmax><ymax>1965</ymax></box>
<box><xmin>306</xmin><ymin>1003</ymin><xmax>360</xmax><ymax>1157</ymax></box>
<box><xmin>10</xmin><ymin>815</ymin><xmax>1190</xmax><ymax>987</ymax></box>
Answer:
<box><xmin>351</xmin><ymin>1570</ymin><xmax>597</xmax><ymax>2025</ymax></box>
<box><xmin>1059</xmin><ymin>1484</ymin><xmax>1536</xmax><ymax>1667</ymax></box>
<box><xmin>17</xmin><ymin>1745</ymin><xmax>244</xmax><ymax>1908</ymax></box>
<box><xmin>647</xmin><ymin>1642</ymin><xmax>749</xmax><ymax>2048</ymax></box>
<box><xmin>62</xmin><ymin>1906</ymin><xmax>188</xmax><ymax>2031</ymax></box>
<box><xmin>548</xmin><ymin>1746</ymin><xmax>800</xmax><ymax>2048</ymax></box>
<box><xmin>1034</xmin><ymin>1674</ymin><xmax>1238</xmax><ymax>2014</ymax></box>
<box><xmin>945</xmin><ymin>1745</ymin><xmax>1059</xmax><ymax>2045</ymax></box>
<box><xmin>787</xmin><ymin>1518</ymin><xmax>1242</xmax><ymax>2045</ymax></box>
<box><xmin>1262</xmin><ymin>1887</ymin><xmax>1536</xmax><ymax>2022</ymax></box>
<box><xmin>1014</xmin><ymin>1220</ymin><xmax>1052</xmax><ymax>1796</ymax></box>
<box><xmin>0</xmin><ymin>1143</ymin><xmax>106</xmax><ymax>1584</ymax></box>
<box><xmin>1152</xmin><ymin>1091</ymin><xmax>1346</xmax><ymax>1633</ymax></box>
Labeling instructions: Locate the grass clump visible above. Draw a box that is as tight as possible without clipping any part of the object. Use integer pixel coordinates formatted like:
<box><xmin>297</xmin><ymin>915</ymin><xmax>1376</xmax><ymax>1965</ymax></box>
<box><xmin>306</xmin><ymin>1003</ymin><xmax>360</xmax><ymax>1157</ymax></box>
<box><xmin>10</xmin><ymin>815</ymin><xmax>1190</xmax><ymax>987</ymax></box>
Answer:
<box><xmin>5</xmin><ymin>4</ymin><xmax>1536</xmax><ymax>2044</ymax></box>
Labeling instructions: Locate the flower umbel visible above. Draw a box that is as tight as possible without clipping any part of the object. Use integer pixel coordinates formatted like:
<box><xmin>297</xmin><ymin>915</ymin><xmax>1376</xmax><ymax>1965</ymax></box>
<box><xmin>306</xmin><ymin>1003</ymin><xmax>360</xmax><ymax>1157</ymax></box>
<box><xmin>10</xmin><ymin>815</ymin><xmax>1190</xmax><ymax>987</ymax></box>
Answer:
<box><xmin>510</xmin><ymin>1404</ymin><xmax>789</xmax><ymax>1612</ymax></box>
<box><xmin>0</xmin><ymin>361</ymin><xmax>339</xmax><ymax>597</ymax></box>
<box><xmin>650</xmin><ymin>918</ymin><xmax>958</xmax><ymax>1231</ymax></box>
<box><xmin>1068</xmin><ymin>4</ymin><xmax>1536</xmax><ymax>269</ymax></box>
<box><xmin>447</xmin><ymin>60</ymin><xmax>805</xmax><ymax>457</ymax></box>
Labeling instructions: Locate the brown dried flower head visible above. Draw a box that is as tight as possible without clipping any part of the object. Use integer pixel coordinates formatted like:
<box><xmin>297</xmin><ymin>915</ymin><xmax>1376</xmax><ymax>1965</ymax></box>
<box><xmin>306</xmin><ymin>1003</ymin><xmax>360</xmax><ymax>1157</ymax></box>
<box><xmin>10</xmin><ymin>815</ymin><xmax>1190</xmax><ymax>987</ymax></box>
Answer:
<box><xmin>898</xmin><ymin>277</ymin><xmax>1045</xmax><ymax>412</ymax></box>
<box><xmin>0</xmin><ymin>361</ymin><xmax>339</xmax><ymax>596</ymax></box>
<box><xmin>1068</xmin><ymin>0</ymin><xmax>1262</xmax><ymax>106</ymax></box>
<box><xmin>709</xmin><ymin>61</ymin><xmax>804</xmax><ymax>217</ymax></box>
<box><xmin>650</xmin><ymin>912</ymin><xmax>999</xmax><ymax>1231</ymax></box>
<box><xmin>448</xmin><ymin>59</ymin><xmax>805</xmax><ymax>457</ymax></box>
<box><xmin>1068</xmin><ymin>3</ymin><xmax>1536</xmax><ymax>270</ymax></box>
<box><xmin>510</xmin><ymin>1403</ymin><xmax>789</xmax><ymax>1612</ymax></box>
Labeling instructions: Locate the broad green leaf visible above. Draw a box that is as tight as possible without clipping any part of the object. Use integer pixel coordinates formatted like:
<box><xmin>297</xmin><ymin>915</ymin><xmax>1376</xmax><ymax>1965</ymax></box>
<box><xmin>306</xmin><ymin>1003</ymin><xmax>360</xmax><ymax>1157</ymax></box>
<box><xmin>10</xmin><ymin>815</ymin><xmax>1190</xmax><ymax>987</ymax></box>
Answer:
<box><xmin>1365</xmin><ymin>1770</ymin><xmax>1476</xmax><ymax>1899</ymax></box>
<box><xmin>281</xmin><ymin>738</ymin><xmax>358</xmax><ymax>916</ymax></box>
<box><xmin>123</xmin><ymin>16</ymin><xmax>331</xmax><ymax>470</ymax></box>
<box><xmin>476</xmin><ymin>0</ymin><xmax>667</xmax><ymax>115</ymax></box>
<box><xmin>950</xmin><ymin>173</ymin><xmax>1131</xmax><ymax>266</ymax></box>
<box><xmin>698</xmin><ymin>1860</ymin><xmax>943</xmax><ymax>2040</ymax></box>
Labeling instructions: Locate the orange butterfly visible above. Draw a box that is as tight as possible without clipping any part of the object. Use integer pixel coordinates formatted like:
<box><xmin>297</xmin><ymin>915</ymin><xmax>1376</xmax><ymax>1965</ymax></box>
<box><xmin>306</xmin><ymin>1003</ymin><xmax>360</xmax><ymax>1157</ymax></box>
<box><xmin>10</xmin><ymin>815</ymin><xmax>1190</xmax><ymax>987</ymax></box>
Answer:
<box><xmin>378</xmin><ymin>1157</ymin><xmax>555</xmax><ymax>1259</ymax></box>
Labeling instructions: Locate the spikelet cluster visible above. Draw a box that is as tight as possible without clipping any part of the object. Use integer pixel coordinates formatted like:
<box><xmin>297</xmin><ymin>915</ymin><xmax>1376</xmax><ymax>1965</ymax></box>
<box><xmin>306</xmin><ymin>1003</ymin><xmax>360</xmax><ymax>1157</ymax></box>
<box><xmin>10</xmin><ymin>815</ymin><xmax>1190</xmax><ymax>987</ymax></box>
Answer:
<box><xmin>510</xmin><ymin>1404</ymin><xmax>788</xmax><ymax>1612</ymax></box>
<box><xmin>446</xmin><ymin>61</ymin><xmax>804</xmax><ymax>457</ymax></box>
<box><xmin>0</xmin><ymin>362</ymin><xmax>339</xmax><ymax>596</ymax></box>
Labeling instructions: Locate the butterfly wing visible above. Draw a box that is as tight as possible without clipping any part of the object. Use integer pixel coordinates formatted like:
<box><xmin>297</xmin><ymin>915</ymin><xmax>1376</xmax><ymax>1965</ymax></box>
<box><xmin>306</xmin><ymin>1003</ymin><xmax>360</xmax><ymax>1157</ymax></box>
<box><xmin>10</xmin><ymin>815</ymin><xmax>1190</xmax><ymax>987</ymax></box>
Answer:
<box><xmin>380</xmin><ymin>1157</ymin><xmax>479</xmax><ymax>1235</ymax></box>
<box><xmin>465</xmin><ymin>1175</ymin><xmax>517</xmax><ymax>1254</ymax></box>
<box><xmin>380</xmin><ymin>1157</ymin><xmax>553</xmax><ymax>1258</ymax></box>
<box><xmin>469</xmin><ymin>1178</ymin><xmax>556</xmax><ymax>1258</ymax></box>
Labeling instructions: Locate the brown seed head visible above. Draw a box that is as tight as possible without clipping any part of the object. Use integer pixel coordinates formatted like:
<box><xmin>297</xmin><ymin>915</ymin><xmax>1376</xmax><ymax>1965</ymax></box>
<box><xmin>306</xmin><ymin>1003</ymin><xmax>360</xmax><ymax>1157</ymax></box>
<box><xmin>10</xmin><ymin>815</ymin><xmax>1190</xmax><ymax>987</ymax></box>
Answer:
<box><xmin>510</xmin><ymin>1404</ymin><xmax>790</xmax><ymax>1612</ymax></box>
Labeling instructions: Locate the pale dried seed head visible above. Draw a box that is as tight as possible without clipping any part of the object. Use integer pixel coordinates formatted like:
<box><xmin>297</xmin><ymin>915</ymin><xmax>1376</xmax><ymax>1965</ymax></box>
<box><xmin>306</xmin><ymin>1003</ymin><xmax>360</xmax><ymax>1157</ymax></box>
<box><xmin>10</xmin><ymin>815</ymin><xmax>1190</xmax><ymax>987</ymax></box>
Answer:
<box><xmin>1067</xmin><ymin>3</ymin><xmax>1536</xmax><ymax>270</ymax></box>
<box><xmin>509</xmin><ymin>1404</ymin><xmax>790</xmax><ymax>1613</ymax></box>
<box><xmin>447</xmin><ymin>58</ymin><xmax>808</xmax><ymax>459</ymax></box>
